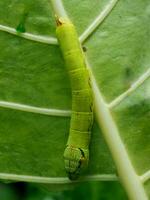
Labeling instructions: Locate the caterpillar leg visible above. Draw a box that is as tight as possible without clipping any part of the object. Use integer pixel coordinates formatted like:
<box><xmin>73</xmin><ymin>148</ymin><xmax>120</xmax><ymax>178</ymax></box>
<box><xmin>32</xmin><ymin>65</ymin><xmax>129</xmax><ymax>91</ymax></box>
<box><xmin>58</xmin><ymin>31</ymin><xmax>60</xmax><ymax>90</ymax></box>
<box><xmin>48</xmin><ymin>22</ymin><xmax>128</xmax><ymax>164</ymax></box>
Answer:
<box><xmin>64</xmin><ymin>146</ymin><xmax>89</xmax><ymax>180</ymax></box>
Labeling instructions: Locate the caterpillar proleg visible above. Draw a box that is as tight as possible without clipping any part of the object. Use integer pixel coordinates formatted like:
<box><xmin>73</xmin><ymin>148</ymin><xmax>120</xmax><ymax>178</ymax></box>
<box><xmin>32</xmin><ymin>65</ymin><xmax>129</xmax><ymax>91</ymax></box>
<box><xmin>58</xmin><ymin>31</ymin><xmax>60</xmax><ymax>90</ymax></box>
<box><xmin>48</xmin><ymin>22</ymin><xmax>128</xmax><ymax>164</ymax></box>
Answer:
<box><xmin>56</xmin><ymin>17</ymin><xmax>93</xmax><ymax>180</ymax></box>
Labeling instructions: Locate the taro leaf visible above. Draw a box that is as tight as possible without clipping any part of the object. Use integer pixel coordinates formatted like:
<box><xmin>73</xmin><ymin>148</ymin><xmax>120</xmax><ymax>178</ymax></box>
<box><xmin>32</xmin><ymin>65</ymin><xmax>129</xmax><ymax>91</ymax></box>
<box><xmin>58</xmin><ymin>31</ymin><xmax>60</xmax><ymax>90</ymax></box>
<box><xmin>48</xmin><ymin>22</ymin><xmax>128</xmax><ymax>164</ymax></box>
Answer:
<box><xmin>0</xmin><ymin>0</ymin><xmax>149</xmax><ymax>196</ymax></box>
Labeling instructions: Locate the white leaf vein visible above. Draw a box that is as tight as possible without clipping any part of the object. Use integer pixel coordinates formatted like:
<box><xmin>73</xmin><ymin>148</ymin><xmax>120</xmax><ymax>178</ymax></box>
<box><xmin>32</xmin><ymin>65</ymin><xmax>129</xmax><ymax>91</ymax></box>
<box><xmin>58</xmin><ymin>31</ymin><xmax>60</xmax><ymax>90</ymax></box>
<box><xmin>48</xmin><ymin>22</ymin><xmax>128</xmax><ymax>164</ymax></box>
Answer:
<box><xmin>0</xmin><ymin>101</ymin><xmax>70</xmax><ymax>117</ymax></box>
<box><xmin>0</xmin><ymin>0</ymin><xmax>119</xmax><ymax>45</ymax></box>
<box><xmin>140</xmin><ymin>170</ymin><xmax>150</xmax><ymax>183</ymax></box>
<box><xmin>0</xmin><ymin>24</ymin><xmax>58</xmax><ymax>45</ymax></box>
<box><xmin>0</xmin><ymin>172</ymin><xmax>117</xmax><ymax>184</ymax></box>
<box><xmin>108</xmin><ymin>68</ymin><xmax>150</xmax><ymax>108</ymax></box>
<box><xmin>79</xmin><ymin>0</ymin><xmax>120</xmax><ymax>43</ymax></box>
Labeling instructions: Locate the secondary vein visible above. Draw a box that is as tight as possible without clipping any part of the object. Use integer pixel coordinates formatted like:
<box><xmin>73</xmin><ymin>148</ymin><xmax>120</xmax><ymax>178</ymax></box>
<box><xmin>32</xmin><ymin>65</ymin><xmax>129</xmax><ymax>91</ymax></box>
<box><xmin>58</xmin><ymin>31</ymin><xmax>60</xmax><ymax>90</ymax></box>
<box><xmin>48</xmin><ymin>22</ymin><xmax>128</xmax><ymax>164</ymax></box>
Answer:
<box><xmin>140</xmin><ymin>170</ymin><xmax>150</xmax><ymax>183</ymax></box>
<box><xmin>50</xmin><ymin>1</ymin><xmax>148</xmax><ymax>199</ymax></box>
<box><xmin>79</xmin><ymin>0</ymin><xmax>120</xmax><ymax>43</ymax></box>
<box><xmin>88</xmin><ymin>64</ymin><xmax>148</xmax><ymax>200</ymax></box>
<box><xmin>0</xmin><ymin>24</ymin><xmax>58</xmax><ymax>45</ymax></box>
<box><xmin>108</xmin><ymin>67</ymin><xmax>150</xmax><ymax>108</ymax></box>
<box><xmin>0</xmin><ymin>173</ymin><xmax>117</xmax><ymax>184</ymax></box>
<box><xmin>0</xmin><ymin>101</ymin><xmax>71</xmax><ymax>117</ymax></box>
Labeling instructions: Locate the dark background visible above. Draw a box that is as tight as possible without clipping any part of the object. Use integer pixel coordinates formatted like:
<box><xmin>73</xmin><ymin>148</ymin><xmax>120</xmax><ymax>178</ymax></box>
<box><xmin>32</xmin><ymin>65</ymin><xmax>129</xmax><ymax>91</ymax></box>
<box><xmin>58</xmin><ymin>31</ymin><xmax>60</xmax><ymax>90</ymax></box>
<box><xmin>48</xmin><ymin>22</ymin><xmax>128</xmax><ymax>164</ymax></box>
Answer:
<box><xmin>0</xmin><ymin>181</ymin><xmax>128</xmax><ymax>200</ymax></box>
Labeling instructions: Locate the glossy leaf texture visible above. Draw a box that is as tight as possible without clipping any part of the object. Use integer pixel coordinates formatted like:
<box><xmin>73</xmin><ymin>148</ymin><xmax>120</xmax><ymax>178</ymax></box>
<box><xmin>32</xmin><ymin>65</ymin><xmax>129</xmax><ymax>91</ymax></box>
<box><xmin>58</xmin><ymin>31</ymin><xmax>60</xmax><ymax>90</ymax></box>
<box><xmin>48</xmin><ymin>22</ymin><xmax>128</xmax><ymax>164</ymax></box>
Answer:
<box><xmin>0</xmin><ymin>0</ymin><xmax>149</xmax><ymax>196</ymax></box>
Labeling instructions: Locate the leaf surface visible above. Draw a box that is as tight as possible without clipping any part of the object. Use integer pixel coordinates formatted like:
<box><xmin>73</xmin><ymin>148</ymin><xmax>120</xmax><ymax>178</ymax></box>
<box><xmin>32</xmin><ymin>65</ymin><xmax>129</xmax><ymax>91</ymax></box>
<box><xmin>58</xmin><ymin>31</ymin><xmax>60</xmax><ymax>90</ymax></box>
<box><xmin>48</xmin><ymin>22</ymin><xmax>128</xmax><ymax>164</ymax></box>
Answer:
<box><xmin>0</xmin><ymin>0</ymin><xmax>149</xmax><ymax>195</ymax></box>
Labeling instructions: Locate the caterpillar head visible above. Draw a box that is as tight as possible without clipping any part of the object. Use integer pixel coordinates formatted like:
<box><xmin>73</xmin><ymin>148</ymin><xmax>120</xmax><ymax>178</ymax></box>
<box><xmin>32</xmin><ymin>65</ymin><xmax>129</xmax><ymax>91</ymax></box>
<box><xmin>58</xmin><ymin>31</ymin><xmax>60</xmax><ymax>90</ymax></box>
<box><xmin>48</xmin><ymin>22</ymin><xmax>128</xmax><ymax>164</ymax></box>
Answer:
<box><xmin>64</xmin><ymin>146</ymin><xmax>89</xmax><ymax>180</ymax></box>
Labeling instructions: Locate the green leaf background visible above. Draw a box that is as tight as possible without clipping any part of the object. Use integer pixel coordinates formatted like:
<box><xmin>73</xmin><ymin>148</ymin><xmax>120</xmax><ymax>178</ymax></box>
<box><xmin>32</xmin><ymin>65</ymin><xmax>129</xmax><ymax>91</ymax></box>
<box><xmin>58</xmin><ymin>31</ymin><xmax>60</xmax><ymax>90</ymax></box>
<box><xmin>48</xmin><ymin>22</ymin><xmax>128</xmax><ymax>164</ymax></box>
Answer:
<box><xmin>0</xmin><ymin>0</ymin><xmax>149</xmax><ymax>197</ymax></box>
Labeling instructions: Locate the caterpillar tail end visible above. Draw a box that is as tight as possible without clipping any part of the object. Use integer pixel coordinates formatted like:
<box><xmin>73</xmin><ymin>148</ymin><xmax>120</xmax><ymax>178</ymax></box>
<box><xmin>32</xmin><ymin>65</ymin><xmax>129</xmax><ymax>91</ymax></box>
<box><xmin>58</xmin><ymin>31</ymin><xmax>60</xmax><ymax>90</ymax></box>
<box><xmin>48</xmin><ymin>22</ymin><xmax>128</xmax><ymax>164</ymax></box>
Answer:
<box><xmin>64</xmin><ymin>146</ymin><xmax>89</xmax><ymax>180</ymax></box>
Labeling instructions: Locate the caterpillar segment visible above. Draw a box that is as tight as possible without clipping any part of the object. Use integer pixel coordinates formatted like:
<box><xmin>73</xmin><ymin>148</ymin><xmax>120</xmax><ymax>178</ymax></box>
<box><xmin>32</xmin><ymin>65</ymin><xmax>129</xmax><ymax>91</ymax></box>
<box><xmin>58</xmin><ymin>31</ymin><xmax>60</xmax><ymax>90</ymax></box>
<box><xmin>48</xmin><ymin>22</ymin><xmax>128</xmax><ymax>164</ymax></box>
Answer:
<box><xmin>56</xmin><ymin>17</ymin><xmax>93</xmax><ymax>180</ymax></box>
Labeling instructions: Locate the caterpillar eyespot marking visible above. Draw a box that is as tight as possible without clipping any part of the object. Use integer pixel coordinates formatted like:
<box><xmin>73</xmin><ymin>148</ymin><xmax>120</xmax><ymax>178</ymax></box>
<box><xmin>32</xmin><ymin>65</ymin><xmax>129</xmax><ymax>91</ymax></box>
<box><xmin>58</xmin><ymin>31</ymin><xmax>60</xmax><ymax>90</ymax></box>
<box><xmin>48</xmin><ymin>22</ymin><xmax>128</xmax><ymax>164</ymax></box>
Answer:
<box><xmin>56</xmin><ymin>17</ymin><xmax>94</xmax><ymax>180</ymax></box>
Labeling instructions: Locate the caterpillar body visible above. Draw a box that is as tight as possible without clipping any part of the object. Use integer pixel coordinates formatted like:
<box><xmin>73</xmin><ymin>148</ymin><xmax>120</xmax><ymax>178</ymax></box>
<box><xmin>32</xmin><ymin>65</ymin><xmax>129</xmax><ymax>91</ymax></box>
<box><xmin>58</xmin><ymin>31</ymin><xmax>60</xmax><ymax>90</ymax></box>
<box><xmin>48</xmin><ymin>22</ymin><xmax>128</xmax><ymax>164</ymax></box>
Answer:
<box><xmin>56</xmin><ymin>18</ymin><xmax>93</xmax><ymax>180</ymax></box>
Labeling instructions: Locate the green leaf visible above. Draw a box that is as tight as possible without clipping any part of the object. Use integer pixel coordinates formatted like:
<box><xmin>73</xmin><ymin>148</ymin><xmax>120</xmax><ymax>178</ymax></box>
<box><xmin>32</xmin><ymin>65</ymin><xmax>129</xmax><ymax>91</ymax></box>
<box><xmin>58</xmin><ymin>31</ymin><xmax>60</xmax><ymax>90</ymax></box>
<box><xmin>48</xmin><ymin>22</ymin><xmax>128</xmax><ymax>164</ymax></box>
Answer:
<box><xmin>0</xmin><ymin>0</ymin><xmax>149</xmax><ymax>197</ymax></box>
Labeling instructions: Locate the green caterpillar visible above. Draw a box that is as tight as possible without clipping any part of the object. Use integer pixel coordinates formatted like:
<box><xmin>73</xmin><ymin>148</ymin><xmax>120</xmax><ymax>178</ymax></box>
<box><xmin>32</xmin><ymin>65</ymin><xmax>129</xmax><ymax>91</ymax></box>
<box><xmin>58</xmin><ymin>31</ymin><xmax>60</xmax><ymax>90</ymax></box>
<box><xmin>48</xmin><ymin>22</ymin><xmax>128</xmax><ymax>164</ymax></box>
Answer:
<box><xmin>56</xmin><ymin>17</ymin><xmax>93</xmax><ymax>180</ymax></box>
